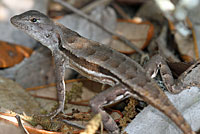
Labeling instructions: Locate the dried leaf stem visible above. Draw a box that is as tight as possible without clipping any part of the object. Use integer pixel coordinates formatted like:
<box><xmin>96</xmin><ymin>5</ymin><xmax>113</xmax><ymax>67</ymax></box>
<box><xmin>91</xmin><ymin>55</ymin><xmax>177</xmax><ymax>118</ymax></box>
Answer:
<box><xmin>15</xmin><ymin>115</ymin><xmax>29</xmax><ymax>134</ymax></box>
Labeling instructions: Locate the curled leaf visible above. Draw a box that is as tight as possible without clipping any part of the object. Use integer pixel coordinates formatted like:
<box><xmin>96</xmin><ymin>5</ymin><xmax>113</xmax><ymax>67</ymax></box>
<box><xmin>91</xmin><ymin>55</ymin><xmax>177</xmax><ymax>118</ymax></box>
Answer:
<box><xmin>0</xmin><ymin>41</ymin><xmax>32</xmax><ymax>68</ymax></box>
<box><xmin>80</xmin><ymin>113</ymin><xmax>102</xmax><ymax>134</ymax></box>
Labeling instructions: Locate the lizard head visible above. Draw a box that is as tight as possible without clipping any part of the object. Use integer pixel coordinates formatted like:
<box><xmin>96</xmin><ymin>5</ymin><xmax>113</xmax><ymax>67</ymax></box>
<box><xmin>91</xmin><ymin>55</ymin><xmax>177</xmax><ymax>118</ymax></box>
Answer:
<box><xmin>10</xmin><ymin>10</ymin><xmax>59</xmax><ymax>49</ymax></box>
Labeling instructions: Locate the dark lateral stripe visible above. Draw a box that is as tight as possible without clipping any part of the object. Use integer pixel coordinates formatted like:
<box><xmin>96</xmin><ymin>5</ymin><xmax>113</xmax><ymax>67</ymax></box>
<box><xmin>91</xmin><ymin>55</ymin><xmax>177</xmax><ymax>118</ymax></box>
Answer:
<box><xmin>57</xmin><ymin>35</ymin><xmax>143</xmax><ymax>99</ymax></box>
<box><xmin>57</xmin><ymin>39</ymin><xmax>117</xmax><ymax>80</ymax></box>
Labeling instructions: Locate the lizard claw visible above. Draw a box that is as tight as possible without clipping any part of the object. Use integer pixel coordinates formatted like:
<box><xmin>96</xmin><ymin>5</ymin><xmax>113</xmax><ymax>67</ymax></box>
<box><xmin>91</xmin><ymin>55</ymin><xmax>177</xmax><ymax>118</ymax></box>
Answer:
<box><xmin>49</xmin><ymin>110</ymin><xmax>61</xmax><ymax>120</ymax></box>
<box><xmin>47</xmin><ymin>100</ymin><xmax>65</xmax><ymax>119</ymax></box>
<box><xmin>49</xmin><ymin>106</ymin><xmax>65</xmax><ymax>119</ymax></box>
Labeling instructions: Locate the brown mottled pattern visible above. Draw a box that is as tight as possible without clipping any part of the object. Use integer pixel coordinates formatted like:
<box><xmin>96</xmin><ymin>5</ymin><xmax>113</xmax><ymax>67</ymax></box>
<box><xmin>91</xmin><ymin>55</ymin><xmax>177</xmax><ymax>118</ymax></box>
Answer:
<box><xmin>10</xmin><ymin>10</ymin><xmax>194</xmax><ymax>134</ymax></box>
<box><xmin>58</xmin><ymin>42</ymin><xmax>118</xmax><ymax>86</ymax></box>
<box><xmin>61</xmin><ymin>34</ymin><xmax>194</xmax><ymax>134</ymax></box>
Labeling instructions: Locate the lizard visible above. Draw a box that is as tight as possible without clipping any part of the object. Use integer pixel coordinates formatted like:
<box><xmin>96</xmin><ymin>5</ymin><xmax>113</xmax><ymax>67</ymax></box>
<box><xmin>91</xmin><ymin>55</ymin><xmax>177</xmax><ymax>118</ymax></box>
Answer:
<box><xmin>10</xmin><ymin>10</ymin><xmax>196</xmax><ymax>134</ymax></box>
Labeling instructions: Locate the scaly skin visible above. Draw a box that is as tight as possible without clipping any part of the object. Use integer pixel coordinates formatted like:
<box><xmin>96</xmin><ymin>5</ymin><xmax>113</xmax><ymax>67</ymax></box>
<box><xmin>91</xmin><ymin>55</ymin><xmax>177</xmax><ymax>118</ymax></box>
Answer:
<box><xmin>11</xmin><ymin>10</ymin><xmax>195</xmax><ymax>134</ymax></box>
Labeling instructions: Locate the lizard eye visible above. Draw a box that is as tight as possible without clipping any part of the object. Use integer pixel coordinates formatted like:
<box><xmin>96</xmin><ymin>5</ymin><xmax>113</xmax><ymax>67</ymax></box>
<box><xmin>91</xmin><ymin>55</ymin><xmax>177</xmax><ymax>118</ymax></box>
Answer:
<box><xmin>30</xmin><ymin>18</ymin><xmax>37</xmax><ymax>23</ymax></box>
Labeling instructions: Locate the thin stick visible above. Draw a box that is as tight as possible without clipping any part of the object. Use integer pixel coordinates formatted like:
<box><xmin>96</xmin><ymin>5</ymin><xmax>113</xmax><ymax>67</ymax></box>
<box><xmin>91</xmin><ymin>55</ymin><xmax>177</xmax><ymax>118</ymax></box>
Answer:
<box><xmin>53</xmin><ymin>0</ymin><xmax>147</xmax><ymax>57</ymax></box>
<box><xmin>62</xmin><ymin>119</ymin><xmax>102</xmax><ymax>134</ymax></box>
<box><xmin>15</xmin><ymin>115</ymin><xmax>29</xmax><ymax>134</ymax></box>
<box><xmin>81</xmin><ymin>0</ymin><xmax>113</xmax><ymax>14</ymax></box>
<box><xmin>61</xmin><ymin>119</ymin><xmax>86</xmax><ymax>129</ymax></box>
<box><xmin>112</xmin><ymin>2</ymin><xmax>130</xmax><ymax>20</ymax></box>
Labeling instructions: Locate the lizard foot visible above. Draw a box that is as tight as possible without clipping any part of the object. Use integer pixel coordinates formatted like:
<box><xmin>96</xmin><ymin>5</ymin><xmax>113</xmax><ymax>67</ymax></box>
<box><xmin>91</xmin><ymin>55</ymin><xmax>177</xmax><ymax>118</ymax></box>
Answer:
<box><xmin>49</xmin><ymin>107</ymin><xmax>64</xmax><ymax>120</ymax></box>
<box><xmin>39</xmin><ymin>106</ymin><xmax>64</xmax><ymax>120</ymax></box>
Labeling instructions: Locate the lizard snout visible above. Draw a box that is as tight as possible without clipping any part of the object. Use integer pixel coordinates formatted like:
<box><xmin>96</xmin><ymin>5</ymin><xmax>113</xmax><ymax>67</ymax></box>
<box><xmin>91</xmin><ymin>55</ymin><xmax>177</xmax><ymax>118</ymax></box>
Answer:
<box><xmin>10</xmin><ymin>15</ymin><xmax>22</xmax><ymax>28</ymax></box>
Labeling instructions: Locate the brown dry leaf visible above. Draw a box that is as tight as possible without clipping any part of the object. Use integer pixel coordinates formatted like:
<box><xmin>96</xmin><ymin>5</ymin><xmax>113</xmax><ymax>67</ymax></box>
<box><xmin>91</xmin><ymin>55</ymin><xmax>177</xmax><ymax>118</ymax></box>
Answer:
<box><xmin>80</xmin><ymin>113</ymin><xmax>102</xmax><ymax>134</ymax></box>
<box><xmin>110</xmin><ymin>19</ymin><xmax>154</xmax><ymax>54</ymax></box>
<box><xmin>0</xmin><ymin>113</ymin><xmax>61</xmax><ymax>134</ymax></box>
<box><xmin>0</xmin><ymin>113</ymin><xmax>22</xmax><ymax>134</ymax></box>
<box><xmin>0</xmin><ymin>47</ymin><xmax>59</xmax><ymax>89</ymax></box>
<box><xmin>174</xmin><ymin>33</ymin><xmax>195</xmax><ymax>62</ymax></box>
<box><xmin>49</xmin><ymin>0</ymin><xmax>93</xmax><ymax>18</ymax></box>
<box><xmin>0</xmin><ymin>41</ymin><xmax>32</xmax><ymax>68</ymax></box>
<box><xmin>168</xmin><ymin>19</ymin><xmax>197</xmax><ymax>62</ymax></box>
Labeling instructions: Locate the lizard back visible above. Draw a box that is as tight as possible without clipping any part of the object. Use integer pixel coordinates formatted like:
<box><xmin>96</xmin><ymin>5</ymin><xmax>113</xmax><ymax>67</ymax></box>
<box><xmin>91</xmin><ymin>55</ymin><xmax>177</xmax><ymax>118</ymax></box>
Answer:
<box><xmin>59</xmin><ymin>25</ymin><xmax>194</xmax><ymax>134</ymax></box>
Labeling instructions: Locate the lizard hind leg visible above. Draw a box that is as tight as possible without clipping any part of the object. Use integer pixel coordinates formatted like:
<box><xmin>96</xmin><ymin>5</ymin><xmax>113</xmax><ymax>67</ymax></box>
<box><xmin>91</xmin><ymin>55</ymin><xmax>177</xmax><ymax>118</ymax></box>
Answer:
<box><xmin>144</xmin><ymin>54</ymin><xmax>184</xmax><ymax>94</ymax></box>
<box><xmin>159</xmin><ymin>60</ymin><xmax>183</xmax><ymax>94</ymax></box>
<box><xmin>89</xmin><ymin>84</ymin><xmax>130</xmax><ymax>134</ymax></box>
<box><xmin>160</xmin><ymin>59</ymin><xmax>200</xmax><ymax>94</ymax></box>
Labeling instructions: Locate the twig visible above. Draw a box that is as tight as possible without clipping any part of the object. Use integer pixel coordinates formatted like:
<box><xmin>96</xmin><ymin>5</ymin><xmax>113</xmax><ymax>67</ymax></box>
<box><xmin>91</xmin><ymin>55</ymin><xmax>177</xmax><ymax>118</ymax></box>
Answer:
<box><xmin>61</xmin><ymin>119</ymin><xmax>86</xmax><ymax>129</ymax></box>
<box><xmin>26</xmin><ymin>78</ymin><xmax>87</xmax><ymax>91</ymax></box>
<box><xmin>112</xmin><ymin>2</ymin><xmax>130</xmax><ymax>20</ymax></box>
<box><xmin>53</xmin><ymin>0</ymin><xmax>147</xmax><ymax>58</ymax></box>
<box><xmin>81</xmin><ymin>0</ymin><xmax>113</xmax><ymax>14</ymax></box>
<box><xmin>62</xmin><ymin>119</ymin><xmax>102</xmax><ymax>134</ymax></box>
<box><xmin>15</xmin><ymin>115</ymin><xmax>29</xmax><ymax>134</ymax></box>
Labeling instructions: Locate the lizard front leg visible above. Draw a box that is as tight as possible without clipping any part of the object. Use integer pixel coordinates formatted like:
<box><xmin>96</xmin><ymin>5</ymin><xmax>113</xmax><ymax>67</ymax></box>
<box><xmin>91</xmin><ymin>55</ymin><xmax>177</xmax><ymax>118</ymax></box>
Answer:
<box><xmin>90</xmin><ymin>84</ymin><xmax>130</xmax><ymax>134</ymax></box>
<box><xmin>49</xmin><ymin>51</ymin><xmax>66</xmax><ymax>118</ymax></box>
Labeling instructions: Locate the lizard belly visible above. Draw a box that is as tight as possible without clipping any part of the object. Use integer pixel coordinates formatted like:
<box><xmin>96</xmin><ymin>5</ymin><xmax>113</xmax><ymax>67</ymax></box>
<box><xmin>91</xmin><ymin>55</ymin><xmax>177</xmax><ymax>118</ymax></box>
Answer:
<box><xmin>69</xmin><ymin>60</ymin><xmax>119</xmax><ymax>86</ymax></box>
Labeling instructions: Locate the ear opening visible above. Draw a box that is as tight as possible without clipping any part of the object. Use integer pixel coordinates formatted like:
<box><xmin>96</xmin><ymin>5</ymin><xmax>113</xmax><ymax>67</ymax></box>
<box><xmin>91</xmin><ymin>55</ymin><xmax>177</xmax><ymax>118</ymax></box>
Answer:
<box><xmin>56</xmin><ymin>32</ymin><xmax>61</xmax><ymax>45</ymax></box>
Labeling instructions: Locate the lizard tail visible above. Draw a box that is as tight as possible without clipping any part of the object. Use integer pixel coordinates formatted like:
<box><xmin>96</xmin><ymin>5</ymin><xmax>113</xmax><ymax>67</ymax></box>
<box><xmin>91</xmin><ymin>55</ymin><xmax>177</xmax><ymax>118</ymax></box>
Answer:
<box><xmin>139</xmin><ymin>82</ymin><xmax>195</xmax><ymax>134</ymax></box>
<box><xmin>149</xmin><ymin>90</ymin><xmax>195</xmax><ymax>134</ymax></box>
